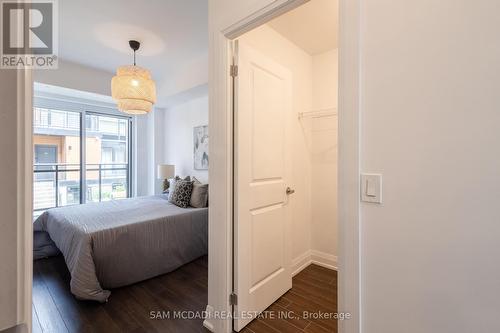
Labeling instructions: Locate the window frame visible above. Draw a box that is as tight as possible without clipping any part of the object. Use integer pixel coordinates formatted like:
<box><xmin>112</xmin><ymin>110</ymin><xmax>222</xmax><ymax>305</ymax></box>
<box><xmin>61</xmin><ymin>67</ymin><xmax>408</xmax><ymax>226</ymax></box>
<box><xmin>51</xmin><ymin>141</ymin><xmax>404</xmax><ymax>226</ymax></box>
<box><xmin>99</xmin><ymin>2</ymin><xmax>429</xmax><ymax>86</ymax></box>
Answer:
<box><xmin>33</xmin><ymin>91</ymin><xmax>134</xmax><ymax>213</ymax></box>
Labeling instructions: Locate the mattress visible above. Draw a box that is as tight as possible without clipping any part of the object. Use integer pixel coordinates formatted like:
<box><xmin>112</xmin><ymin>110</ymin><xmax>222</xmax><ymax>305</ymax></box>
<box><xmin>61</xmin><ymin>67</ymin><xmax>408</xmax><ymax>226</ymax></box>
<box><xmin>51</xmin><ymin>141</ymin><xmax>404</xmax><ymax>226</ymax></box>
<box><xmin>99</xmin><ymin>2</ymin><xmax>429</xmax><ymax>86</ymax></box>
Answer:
<box><xmin>33</xmin><ymin>195</ymin><xmax>208</xmax><ymax>302</ymax></box>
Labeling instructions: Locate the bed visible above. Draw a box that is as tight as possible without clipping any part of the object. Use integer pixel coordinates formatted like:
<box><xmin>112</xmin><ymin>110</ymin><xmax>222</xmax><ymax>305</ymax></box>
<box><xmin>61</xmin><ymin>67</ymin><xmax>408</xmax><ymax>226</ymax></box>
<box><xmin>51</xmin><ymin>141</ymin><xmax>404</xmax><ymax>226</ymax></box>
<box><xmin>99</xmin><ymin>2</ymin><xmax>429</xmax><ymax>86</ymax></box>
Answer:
<box><xmin>33</xmin><ymin>195</ymin><xmax>208</xmax><ymax>302</ymax></box>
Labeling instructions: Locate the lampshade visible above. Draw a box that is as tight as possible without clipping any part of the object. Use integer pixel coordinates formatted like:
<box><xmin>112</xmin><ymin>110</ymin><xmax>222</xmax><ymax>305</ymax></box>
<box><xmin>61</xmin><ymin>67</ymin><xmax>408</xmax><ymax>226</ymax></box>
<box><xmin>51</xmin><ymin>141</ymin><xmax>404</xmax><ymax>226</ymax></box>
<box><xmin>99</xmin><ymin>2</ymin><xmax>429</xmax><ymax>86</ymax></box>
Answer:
<box><xmin>111</xmin><ymin>65</ymin><xmax>157</xmax><ymax>115</ymax></box>
<box><xmin>157</xmin><ymin>164</ymin><xmax>175</xmax><ymax>180</ymax></box>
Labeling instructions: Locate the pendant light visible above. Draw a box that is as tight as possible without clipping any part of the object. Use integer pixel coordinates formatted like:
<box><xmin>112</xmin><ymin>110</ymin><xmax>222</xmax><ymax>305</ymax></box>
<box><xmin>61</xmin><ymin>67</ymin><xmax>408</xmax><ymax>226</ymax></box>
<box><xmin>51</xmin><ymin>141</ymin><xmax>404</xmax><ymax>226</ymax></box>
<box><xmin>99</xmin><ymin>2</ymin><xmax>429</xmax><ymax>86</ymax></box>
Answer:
<box><xmin>111</xmin><ymin>40</ymin><xmax>157</xmax><ymax>115</ymax></box>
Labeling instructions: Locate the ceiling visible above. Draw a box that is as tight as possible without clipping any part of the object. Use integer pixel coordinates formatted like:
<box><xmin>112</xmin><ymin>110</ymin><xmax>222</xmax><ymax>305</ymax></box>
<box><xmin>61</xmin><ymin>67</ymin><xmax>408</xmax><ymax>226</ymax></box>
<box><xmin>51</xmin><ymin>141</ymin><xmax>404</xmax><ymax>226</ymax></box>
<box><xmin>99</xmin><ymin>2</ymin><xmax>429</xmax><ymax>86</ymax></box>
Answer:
<box><xmin>58</xmin><ymin>0</ymin><xmax>208</xmax><ymax>106</ymax></box>
<box><xmin>268</xmin><ymin>0</ymin><xmax>338</xmax><ymax>55</ymax></box>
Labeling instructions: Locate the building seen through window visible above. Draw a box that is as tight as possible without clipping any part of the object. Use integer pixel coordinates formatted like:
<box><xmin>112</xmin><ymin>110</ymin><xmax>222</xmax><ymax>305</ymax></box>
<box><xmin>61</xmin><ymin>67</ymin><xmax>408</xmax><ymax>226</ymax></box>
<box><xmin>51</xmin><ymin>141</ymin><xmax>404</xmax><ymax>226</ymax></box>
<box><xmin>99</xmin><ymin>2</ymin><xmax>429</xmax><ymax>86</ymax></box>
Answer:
<box><xmin>33</xmin><ymin>107</ymin><xmax>131</xmax><ymax>217</ymax></box>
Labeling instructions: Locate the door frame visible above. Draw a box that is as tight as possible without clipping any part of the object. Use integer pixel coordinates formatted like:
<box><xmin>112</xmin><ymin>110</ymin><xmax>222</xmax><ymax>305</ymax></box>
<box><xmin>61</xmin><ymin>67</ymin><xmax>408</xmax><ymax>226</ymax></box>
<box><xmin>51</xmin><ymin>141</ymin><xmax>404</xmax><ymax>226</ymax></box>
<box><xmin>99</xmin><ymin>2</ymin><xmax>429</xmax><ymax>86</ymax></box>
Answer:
<box><xmin>206</xmin><ymin>0</ymin><xmax>361</xmax><ymax>332</ymax></box>
<box><xmin>19</xmin><ymin>68</ymin><xmax>34</xmax><ymax>332</ymax></box>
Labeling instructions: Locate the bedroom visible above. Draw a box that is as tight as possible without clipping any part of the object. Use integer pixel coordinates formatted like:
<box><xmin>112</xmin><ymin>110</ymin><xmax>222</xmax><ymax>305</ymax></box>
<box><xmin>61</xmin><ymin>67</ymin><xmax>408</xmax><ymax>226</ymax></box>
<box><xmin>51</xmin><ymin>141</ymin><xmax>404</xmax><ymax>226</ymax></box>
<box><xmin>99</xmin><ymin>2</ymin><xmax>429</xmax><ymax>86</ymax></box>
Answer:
<box><xmin>30</xmin><ymin>0</ymin><xmax>210</xmax><ymax>332</ymax></box>
<box><xmin>28</xmin><ymin>0</ymin><xmax>341</xmax><ymax>331</ymax></box>
<box><xmin>30</xmin><ymin>0</ymin><xmax>342</xmax><ymax>331</ymax></box>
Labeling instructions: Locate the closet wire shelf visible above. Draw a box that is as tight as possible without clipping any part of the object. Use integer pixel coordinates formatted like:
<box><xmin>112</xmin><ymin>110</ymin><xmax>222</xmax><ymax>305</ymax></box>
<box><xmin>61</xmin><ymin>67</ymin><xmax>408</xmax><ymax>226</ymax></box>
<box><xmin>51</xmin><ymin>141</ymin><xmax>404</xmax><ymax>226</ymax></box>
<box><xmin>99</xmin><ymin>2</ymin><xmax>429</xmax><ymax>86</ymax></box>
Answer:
<box><xmin>298</xmin><ymin>107</ymin><xmax>337</xmax><ymax>119</ymax></box>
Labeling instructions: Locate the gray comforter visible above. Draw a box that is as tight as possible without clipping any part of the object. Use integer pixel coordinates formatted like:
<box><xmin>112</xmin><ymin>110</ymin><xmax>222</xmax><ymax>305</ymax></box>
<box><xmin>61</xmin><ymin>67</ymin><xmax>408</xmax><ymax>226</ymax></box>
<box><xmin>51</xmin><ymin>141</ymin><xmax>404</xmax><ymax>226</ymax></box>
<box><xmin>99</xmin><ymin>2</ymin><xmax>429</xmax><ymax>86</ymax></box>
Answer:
<box><xmin>33</xmin><ymin>195</ymin><xmax>208</xmax><ymax>302</ymax></box>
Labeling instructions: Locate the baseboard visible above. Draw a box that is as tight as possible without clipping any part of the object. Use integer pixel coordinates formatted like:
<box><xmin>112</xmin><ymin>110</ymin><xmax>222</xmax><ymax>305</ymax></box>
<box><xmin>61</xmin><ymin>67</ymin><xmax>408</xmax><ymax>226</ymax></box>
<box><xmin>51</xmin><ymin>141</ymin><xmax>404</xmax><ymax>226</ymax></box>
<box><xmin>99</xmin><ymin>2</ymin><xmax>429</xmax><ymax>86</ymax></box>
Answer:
<box><xmin>203</xmin><ymin>305</ymin><xmax>215</xmax><ymax>332</ymax></box>
<box><xmin>310</xmin><ymin>250</ymin><xmax>338</xmax><ymax>271</ymax></box>
<box><xmin>292</xmin><ymin>250</ymin><xmax>337</xmax><ymax>276</ymax></box>
<box><xmin>292</xmin><ymin>251</ymin><xmax>312</xmax><ymax>276</ymax></box>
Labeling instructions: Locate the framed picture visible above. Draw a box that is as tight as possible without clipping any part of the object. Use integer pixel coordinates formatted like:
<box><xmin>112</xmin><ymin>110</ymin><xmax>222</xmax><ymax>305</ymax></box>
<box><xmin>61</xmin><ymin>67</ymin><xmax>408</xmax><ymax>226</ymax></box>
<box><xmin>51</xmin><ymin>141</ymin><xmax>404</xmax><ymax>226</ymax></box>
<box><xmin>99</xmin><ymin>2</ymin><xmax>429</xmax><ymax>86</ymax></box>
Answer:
<box><xmin>194</xmin><ymin>125</ymin><xmax>209</xmax><ymax>170</ymax></box>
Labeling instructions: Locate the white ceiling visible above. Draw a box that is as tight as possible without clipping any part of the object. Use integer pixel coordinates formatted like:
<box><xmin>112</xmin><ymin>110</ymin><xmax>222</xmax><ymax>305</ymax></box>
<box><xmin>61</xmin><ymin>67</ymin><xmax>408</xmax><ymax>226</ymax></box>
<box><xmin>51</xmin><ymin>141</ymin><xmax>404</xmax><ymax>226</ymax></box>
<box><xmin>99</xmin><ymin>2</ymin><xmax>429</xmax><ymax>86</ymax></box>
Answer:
<box><xmin>268</xmin><ymin>0</ymin><xmax>338</xmax><ymax>55</ymax></box>
<box><xmin>58</xmin><ymin>0</ymin><xmax>208</xmax><ymax>106</ymax></box>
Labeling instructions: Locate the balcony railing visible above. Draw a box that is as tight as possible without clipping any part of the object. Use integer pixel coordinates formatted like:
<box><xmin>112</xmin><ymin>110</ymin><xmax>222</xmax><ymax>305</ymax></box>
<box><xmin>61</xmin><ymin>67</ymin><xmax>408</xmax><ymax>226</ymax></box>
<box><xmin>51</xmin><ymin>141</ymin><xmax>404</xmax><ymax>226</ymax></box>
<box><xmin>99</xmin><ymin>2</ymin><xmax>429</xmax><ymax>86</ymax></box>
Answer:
<box><xmin>33</xmin><ymin>163</ymin><xmax>129</xmax><ymax>213</ymax></box>
<box><xmin>34</xmin><ymin>108</ymin><xmax>80</xmax><ymax>130</ymax></box>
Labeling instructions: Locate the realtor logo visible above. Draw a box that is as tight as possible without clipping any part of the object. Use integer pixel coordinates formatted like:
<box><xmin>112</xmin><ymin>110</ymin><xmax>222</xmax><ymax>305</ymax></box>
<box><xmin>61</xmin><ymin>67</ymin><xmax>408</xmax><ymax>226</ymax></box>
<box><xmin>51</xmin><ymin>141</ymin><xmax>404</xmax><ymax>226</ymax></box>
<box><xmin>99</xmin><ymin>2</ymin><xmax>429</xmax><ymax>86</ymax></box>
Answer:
<box><xmin>1</xmin><ymin>0</ymin><xmax>58</xmax><ymax>68</ymax></box>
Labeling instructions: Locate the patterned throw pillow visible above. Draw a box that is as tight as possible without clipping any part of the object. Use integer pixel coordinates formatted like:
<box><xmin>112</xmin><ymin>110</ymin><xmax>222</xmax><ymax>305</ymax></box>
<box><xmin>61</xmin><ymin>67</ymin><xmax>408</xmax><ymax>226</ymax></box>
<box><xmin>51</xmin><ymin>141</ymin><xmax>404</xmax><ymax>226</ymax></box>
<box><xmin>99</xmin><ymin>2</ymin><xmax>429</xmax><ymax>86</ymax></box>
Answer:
<box><xmin>170</xmin><ymin>180</ymin><xmax>194</xmax><ymax>208</ymax></box>
<box><xmin>168</xmin><ymin>176</ymin><xmax>190</xmax><ymax>201</ymax></box>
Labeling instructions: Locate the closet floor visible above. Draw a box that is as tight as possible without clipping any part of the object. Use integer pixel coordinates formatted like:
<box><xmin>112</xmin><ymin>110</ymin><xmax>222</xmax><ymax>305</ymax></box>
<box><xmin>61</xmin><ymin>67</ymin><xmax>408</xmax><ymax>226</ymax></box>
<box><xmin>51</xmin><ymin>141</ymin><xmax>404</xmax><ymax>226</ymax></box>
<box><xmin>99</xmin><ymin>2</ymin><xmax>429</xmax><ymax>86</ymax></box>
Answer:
<box><xmin>242</xmin><ymin>264</ymin><xmax>338</xmax><ymax>333</ymax></box>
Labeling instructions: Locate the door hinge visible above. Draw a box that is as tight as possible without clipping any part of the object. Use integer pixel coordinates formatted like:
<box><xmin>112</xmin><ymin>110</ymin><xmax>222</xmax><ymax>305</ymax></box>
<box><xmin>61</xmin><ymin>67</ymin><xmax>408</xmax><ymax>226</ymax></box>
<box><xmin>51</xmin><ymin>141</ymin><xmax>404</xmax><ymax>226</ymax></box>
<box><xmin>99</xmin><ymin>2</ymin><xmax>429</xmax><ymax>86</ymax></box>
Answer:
<box><xmin>230</xmin><ymin>65</ymin><xmax>238</xmax><ymax>77</ymax></box>
<box><xmin>229</xmin><ymin>293</ymin><xmax>238</xmax><ymax>306</ymax></box>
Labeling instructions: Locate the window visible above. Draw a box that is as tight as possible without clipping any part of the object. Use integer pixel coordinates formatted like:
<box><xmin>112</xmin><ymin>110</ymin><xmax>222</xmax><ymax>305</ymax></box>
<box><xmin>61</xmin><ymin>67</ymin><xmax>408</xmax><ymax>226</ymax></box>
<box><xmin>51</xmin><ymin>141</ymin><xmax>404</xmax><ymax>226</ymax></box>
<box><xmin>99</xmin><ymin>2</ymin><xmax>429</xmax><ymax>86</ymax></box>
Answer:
<box><xmin>85</xmin><ymin>114</ymin><xmax>130</xmax><ymax>203</ymax></box>
<box><xmin>33</xmin><ymin>108</ymin><xmax>82</xmax><ymax>214</ymax></box>
<box><xmin>33</xmin><ymin>99</ymin><xmax>133</xmax><ymax>218</ymax></box>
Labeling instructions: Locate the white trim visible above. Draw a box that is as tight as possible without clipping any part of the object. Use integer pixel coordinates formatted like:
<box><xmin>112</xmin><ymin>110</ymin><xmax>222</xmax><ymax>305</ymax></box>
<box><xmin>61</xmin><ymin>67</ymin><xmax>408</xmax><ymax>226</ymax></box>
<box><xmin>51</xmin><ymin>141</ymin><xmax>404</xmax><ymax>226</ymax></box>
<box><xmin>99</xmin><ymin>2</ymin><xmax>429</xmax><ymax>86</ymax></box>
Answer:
<box><xmin>338</xmin><ymin>0</ymin><xmax>361</xmax><ymax>332</ymax></box>
<box><xmin>17</xmin><ymin>69</ymin><xmax>33</xmax><ymax>332</ymax></box>
<box><xmin>202</xmin><ymin>305</ymin><xmax>215</xmax><ymax>332</ymax></box>
<box><xmin>209</xmin><ymin>0</ymin><xmax>361</xmax><ymax>332</ymax></box>
<box><xmin>337</xmin><ymin>0</ymin><xmax>362</xmax><ymax>333</ymax></box>
<box><xmin>310</xmin><ymin>250</ymin><xmax>338</xmax><ymax>271</ymax></box>
<box><xmin>291</xmin><ymin>251</ymin><xmax>313</xmax><ymax>277</ymax></box>
<box><xmin>292</xmin><ymin>250</ymin><xmax>338</xmax><ymax>277</ymax></box>
<box><xmin>203</xmin><ymin>33</ymin><xmax>233</xmax><ymax>333</ymax></box>
<box><xmin>223</xmin><ymin>0</ymin><xmax>308</xmax><ymax>39</ymax></box>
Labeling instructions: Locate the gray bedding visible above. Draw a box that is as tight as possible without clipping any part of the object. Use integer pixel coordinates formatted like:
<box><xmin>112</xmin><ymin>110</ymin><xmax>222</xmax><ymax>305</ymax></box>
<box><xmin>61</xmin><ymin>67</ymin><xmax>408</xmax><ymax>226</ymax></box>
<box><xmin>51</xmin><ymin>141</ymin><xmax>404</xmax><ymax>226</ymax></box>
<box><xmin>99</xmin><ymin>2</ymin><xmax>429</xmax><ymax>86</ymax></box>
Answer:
<box><xmin>33</xmin><ymin>195</ymin><xmax>208</xmax><ymax>302</ymax></box>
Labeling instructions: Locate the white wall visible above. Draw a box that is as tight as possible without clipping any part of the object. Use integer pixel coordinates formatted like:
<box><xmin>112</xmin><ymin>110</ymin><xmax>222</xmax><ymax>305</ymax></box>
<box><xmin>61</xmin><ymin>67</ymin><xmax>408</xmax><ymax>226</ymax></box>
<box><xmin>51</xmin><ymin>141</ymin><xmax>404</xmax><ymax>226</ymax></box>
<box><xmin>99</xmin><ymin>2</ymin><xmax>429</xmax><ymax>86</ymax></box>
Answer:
<box><xmin>35</xmin><ymin>60</ymin><xmax>114</xmax><ymax>96</ymax></box>
<box><xmin>134</xmin><ymin>110</ymin><xmax>156</xmax><ymax>197</ymax></box>
<box><xmin>312</xmin><ymin>49</ymin><xmax>338</xmax><ymax>111</ymax></box>
<box><xmin>0</xmin><ymin>71</ymin><xmax>20</xmax><ymax>331</ymax></box>
<box><xmin>239</xmin><ymin>24</ymin><xmax>313</xmax><ymax>262</ymax></box>
<box><xmin>164</xmin><ymin>94</ymin><xmax>209</xmax><ymax>183</ymax></box>
<box><xmin>360</xmin><ymin>0</ymin><xmax>500</xmax><ymax>332</ymax></box>
<box><xmin>310</xmin><ymin>49</ymin><xmax>338</xmax><ymax>257</ymax></box>
<box><xmin>153</xmin><ymin>108</ymin><xmax>166</xmax><ymax>194</ymax></box>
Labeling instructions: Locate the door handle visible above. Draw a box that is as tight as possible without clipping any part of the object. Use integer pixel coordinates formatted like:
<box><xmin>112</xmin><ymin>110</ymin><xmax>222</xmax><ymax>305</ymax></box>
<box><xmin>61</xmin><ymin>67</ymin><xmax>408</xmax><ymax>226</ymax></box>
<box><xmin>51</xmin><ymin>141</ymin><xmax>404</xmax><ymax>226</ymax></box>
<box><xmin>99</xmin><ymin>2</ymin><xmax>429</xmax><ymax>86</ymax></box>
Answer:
<box><xmin>286</xmin><ymin>187</ymin><xmax>295</xmax><ymax>195</ymax></box>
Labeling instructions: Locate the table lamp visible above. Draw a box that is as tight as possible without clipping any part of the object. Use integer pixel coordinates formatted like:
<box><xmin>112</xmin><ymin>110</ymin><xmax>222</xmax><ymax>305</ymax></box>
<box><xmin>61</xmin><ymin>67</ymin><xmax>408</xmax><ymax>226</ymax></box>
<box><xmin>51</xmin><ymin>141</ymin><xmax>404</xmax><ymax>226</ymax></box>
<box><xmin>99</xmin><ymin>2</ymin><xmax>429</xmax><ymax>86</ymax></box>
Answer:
<box><xmin>157</xmin><ymin>164</ymin><xmax>175</xmax><ymax>192</ymax></box>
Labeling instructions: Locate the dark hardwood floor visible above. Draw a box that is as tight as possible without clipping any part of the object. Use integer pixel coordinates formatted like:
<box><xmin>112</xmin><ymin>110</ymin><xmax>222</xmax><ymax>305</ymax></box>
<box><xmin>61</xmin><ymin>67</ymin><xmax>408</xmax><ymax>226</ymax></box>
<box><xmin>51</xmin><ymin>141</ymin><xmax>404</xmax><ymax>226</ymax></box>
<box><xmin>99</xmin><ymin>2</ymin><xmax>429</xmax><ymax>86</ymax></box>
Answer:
<box><xmin>33</xmin><ymin>255</ymin><xmax>210</xmax><ymax>333</ymax></box>
<box><xmin>33</xmin><ymin>256</ymin><xmax>337</xmax><ymax>333</ymax></box>
<box><xmin>242</xmin><ymin>265</ymin><xmax>338</xmax><ymax>333</ymax></box>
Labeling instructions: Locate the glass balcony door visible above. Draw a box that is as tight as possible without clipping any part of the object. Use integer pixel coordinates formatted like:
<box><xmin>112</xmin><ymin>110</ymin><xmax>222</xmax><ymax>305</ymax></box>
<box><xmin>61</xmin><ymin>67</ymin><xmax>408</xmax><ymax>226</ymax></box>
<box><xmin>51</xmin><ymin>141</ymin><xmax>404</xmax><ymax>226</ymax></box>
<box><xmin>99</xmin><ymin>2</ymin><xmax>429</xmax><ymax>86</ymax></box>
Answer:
<box><xmin>33</xmin><ymin>108</ymin><xmax>82</xmax><ymax>215</ymax></box>
<box><xmin>85</xmin><ymin>113</ymin><xmax>130</xmax><ymax>203</ymax></box>
<box><xmin>33</xmin><ymin>106</ymin><xmax>132</xmax><ymax>218</ymax></box>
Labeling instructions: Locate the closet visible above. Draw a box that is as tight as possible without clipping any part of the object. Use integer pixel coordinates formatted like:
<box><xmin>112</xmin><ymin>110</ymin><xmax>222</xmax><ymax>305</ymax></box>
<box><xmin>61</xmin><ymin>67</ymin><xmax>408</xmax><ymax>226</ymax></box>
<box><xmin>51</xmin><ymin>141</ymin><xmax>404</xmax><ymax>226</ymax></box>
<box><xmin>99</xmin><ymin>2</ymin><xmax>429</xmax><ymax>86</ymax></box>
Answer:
<box><xmin>233</xmin><ymin>0</ymin><xmax>338</xmax><ymax>330</ymax></box>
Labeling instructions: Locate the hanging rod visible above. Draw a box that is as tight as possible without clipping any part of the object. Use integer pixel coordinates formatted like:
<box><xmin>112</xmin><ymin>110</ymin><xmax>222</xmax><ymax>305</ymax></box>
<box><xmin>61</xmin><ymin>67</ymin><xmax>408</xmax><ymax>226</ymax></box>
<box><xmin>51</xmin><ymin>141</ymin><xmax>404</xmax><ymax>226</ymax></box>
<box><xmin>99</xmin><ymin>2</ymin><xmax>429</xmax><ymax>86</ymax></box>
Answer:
<box><xmin>298</xmin><ymin>107</ymin><xmax>337</xmax><ymax>119</ymax></box>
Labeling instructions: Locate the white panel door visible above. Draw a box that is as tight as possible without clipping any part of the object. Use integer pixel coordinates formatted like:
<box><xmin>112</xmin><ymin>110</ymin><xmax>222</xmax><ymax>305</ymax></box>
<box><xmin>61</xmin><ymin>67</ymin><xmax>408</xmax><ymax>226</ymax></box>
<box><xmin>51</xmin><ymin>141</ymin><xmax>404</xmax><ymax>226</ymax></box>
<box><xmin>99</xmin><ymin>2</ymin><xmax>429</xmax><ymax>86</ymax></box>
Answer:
<box><xmin>234</xmin><ymin>41</ymin><xmax>293</xmax><ymax>331</ymax></box>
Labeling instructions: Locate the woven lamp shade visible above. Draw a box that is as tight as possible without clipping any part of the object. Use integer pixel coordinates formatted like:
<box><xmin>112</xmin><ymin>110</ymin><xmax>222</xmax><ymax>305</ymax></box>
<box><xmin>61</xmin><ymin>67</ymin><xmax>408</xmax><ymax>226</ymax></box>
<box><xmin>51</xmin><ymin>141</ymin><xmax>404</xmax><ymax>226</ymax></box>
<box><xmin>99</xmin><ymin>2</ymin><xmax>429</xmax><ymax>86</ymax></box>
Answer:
<box><xmin>111</xmin><ymin>65</ymin><xmax>157</xmax><ymax>115</ymax></box>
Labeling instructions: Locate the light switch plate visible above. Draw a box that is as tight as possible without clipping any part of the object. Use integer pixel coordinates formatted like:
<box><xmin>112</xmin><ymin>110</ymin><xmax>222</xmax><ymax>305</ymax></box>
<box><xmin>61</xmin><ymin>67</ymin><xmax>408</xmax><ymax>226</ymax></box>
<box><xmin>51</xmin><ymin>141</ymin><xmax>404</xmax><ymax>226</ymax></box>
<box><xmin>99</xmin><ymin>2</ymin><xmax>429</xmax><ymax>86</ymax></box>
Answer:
<box><xmin>361</xmin><ymin>174</ymin><xmax>382</xmax><ymax>203</ymax></box>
